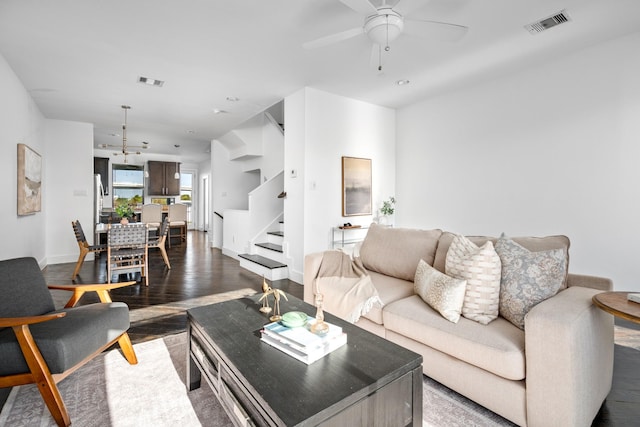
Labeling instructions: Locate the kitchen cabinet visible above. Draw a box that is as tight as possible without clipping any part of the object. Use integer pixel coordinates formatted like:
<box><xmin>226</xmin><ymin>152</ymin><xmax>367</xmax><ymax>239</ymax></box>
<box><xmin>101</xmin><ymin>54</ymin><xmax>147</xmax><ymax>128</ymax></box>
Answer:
<box><xmin>94</xmin><ymin>157</ymin><xmax>109</xmax><ymax>195</ymax></box>
<box><xmin>148</xmin><ymin>161</ymin><xmax>180</xmax><ymax>195</ymax></box>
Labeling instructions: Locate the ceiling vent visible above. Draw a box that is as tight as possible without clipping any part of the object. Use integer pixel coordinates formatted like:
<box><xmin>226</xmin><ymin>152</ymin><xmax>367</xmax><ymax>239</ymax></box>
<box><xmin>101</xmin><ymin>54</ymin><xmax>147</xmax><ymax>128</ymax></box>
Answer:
<box><xmin>137</xmin><ymin>76</ymin><xmax>164</xmax><ymax>87</ymax></box>
<box><xmin>525</xmin><ymin>10</ymin><xmax>570</xmax><ymax>34</ymax></box>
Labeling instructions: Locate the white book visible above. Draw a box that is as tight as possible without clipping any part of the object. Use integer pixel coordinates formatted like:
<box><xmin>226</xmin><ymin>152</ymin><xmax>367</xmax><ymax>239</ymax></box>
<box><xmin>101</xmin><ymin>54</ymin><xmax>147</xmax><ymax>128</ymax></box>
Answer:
<box><xmin>627</xmin><ymin>293</ymin><xmax>640</xmax><ymax>304</ymax></box>
<box><xmin>261</xmin><ymin>317</ymin><xmax>342</xmax><ymax>352</ymax></box>
<box><xmin>261</xmin><ymin>332</ymin><xmax>347</xmax><ymax>365</ymax></box>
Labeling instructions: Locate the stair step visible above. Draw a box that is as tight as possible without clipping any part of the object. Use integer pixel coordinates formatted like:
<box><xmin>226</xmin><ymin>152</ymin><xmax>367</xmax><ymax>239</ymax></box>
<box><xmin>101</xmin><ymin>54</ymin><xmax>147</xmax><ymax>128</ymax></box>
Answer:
<box><xmin>267</xmin><ymin>231</ymin><xmax>284</xmax><ymax>237</ymax></box>
<box><xmin>238</xmin><ymin>254</ymin><xmax>286</xmax><ymax>269</ymax></box>
<box><xmin>255</xmin><ymin>242</ymin><xmax>283</xmax><ymax>253</ymax></box>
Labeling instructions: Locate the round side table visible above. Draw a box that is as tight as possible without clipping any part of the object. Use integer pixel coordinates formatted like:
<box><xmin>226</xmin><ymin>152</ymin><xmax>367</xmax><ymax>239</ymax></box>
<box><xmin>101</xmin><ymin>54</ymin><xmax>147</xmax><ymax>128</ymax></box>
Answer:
<box><xmin>592</xmin><ymin>292</ymin><xmax>640</xmax><ymax>324</ymax></box>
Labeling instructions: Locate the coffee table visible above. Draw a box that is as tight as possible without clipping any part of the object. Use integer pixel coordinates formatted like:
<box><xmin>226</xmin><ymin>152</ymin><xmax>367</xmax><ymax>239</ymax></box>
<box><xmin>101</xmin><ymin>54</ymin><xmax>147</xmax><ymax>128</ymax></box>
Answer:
<box><xmin>187</xmin><ymin>293</ymin><xmax>423</xmax><ymax>426</ymax></box>
<box><xmin>592</xmin><ymin>291</ymin><xmax>640</xmax><ymax>324</ymax></box>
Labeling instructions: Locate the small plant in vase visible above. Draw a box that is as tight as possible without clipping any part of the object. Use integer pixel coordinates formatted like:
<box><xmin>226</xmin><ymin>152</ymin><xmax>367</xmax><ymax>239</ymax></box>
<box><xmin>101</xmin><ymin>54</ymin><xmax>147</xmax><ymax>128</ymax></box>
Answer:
<box><xmin>115</xmin><ymin>204</ymin><xmax>135</xmax><ymax>224</ymax></box>
<box><xmin>379</xmin><ymin>196</ymin><xmax>396</xmax><ymax>225</ymax></box>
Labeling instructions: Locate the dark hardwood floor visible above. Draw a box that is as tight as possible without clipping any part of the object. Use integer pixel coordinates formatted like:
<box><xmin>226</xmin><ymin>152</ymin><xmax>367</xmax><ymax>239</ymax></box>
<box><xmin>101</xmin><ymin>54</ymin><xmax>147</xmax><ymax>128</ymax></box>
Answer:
<box><xmin>1</xmin><ymin>230</ymin><xmax>638</xmax><ymax>426</ymax></box>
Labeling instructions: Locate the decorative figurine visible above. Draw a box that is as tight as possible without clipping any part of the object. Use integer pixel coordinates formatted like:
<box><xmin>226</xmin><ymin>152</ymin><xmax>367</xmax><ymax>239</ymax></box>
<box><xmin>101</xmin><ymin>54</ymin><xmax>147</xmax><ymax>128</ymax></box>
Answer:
<box><xmin>259</xmin><ymin>276</ymin><xmax>272</xmax><ymax>314</ymax></box>
<box><xmin>310</xmin><ymin>293</ymin><xmax>329</xmax><ymax>336</ymax></box>
<box><xmin>257</xmin><ymin>277</ymin><xmax>288</xmax><ymax>321</ymax></box>
<box><xmin>269</xmin><ymin>288</ymin><xmax>288</xmax><ymax>322</ymax></box>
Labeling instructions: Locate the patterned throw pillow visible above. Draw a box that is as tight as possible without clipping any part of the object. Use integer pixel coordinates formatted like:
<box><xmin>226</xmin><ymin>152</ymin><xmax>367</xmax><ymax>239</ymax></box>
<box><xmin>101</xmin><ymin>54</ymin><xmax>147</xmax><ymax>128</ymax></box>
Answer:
<box><xmin>446</xmin><ymin>235</ymin><xmax>501</xmax><ymax>325</ymax></box>
<box><xmin>495</xmin><ymin>236</ymin><xmax>567</xmax><ymax>330</ymax></box>
<box><xmin>414</xmin><ymin>259</ymin><xmax>467</xmax><ymax>323</ymax></box>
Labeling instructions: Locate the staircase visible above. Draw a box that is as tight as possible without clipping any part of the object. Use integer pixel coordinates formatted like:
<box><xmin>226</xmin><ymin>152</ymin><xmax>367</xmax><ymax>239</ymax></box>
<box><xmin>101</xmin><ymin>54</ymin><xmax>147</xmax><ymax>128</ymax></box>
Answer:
<box><xmin>238</xmin><ymin>221</ymin><xmax>288</xmax><ymax>280</ymax></box>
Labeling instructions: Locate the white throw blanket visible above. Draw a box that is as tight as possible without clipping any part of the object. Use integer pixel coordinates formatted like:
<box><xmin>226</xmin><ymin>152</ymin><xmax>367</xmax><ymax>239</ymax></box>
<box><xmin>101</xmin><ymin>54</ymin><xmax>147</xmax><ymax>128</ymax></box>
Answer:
<box><xmin>313</xmin><ymin>251</ymin><xmax>382</xmax><ymax>323</ymax></box>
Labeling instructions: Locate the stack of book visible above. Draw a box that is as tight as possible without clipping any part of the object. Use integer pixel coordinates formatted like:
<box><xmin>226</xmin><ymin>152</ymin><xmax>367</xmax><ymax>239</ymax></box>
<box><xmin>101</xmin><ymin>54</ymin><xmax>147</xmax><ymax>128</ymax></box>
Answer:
<box><xmin>260</xmin><ymin>317</ymin><xmax>347</xmax><ymax>364</ymax></box>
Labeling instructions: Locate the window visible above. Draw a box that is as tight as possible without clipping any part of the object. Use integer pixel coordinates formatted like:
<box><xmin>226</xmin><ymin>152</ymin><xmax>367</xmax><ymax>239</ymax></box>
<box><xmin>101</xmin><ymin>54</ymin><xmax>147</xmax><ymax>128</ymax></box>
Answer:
<box><xmin>112</xmin><ymin>164</ymin><xmax>144</xmax><ymax>208</ymax></box>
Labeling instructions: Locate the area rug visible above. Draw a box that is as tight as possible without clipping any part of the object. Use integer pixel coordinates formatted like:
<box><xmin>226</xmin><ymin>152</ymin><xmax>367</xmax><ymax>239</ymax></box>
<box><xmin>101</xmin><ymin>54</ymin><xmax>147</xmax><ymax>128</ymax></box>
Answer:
<box><xmin>0</xmin><ymin>332</ymin><xmax>518</xmax><ymax>427</ymax></box>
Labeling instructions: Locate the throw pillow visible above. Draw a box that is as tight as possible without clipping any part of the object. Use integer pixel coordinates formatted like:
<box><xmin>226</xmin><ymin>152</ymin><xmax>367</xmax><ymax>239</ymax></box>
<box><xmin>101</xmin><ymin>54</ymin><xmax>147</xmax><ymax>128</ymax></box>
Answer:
<box><xmin>414</xmin><ymin>259</ymin><xmax>467</xmax><ymax>323</ymax></box>
<box><xmin>495</xmin><ymin>235</ymin><xmax>567</xmax><ymax>330</ymax></box>
<box><xmin>445</xmin><ymin>234</ymin><xmax>501</xmax><ymax>325</ymax></box>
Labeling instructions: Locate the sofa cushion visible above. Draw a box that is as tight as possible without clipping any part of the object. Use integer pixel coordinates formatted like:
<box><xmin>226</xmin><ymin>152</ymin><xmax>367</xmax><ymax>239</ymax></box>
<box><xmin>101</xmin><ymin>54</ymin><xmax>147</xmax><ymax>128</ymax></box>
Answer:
<box><xmin>383</xmin><ymin>295</ymin><xmax>526</xmax><ymax>381</ymax></box>
<box><xmin>496</xmin><ymin>235</ymin><xmax>567</xmax><ymax>330</ymax></box>
<box><xmin>446</xmin><ymin>235</ymin><xmax>501</xmax><ymax>325</ymax></box>
<box><xmin>359</xmin><ymin>224</ymin><xmax>442</xmax><ymax>281</ymax></box>
<box><xmin>435</xmin><ymin>232</ymin><xmax>570</xmax><ymax>289</ymax></box>
<box><xmin>361</xmin><ymin>270</ymin><xmax>414</xmax><ymax>325</ymax></box>
<box><xmin>414</xmin><ymin>260</ymin><xmax>467</xmax><ymax>323</ymax></box>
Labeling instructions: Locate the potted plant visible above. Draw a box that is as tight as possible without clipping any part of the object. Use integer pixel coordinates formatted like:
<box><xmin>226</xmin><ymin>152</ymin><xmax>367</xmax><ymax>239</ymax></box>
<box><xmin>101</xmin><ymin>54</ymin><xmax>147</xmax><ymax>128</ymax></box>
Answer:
<box><xmin>379</xmin><ymin>196</ymin><xmax>396</xmax><ymax>225</ymax></box>
<box><xmin>115</xmin><ymin>204</ymin><xmax>135</xmax><ymax>224</ymax></box>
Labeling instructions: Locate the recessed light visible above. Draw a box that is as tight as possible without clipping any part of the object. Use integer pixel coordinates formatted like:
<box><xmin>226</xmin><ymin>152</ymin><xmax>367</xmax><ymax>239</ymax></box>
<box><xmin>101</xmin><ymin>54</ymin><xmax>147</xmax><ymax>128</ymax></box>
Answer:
<box><xmin>108</xmin><ymin>133</ymin><xmax>120</xmax><ymax>137</ymax></box>
<box><xmin>174</xmin><ymin>144</ymin><xmax>181</xmax><ymax>148</ymax></box>
<box><xmin>213</xmin><ymin>109</ymin><xmax>228</xmax><ymax>114</ymax></box>
<box><xmin>226</xmin><ymin>96</ymin><xmax>239</xmax><ymax>102</ymax></box>
<box><xmin>138</xmin><ymin>76</ymin><xmax>165</xmax><ymax>87</ymax></box>
<box><xmin>396</xmin><ymin>79</ymin><xmax>410</xmax><ymax>86</ymax></box>
<box><xmin>142</xmin><ymin>141</ymin><xmax>149</xmax><ymax>145</ymax></box>
<box><xmin>187</xmin><ymin>130</ymin><xmax>196</xmax><ymax>134</ymax></box>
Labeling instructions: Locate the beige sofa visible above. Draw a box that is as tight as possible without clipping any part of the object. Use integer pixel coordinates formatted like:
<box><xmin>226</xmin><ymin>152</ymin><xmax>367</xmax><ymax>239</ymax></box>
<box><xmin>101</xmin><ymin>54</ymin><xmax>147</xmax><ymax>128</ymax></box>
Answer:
<box><xmin>304</xmin><ymin>224</ymin><xmax>614</xmax><ymax>427</ymax></box>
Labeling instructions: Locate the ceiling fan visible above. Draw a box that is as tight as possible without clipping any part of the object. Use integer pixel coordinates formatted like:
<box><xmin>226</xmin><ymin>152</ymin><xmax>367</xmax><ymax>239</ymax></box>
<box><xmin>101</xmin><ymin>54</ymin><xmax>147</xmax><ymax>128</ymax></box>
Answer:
<box><xmin>303</xmin><ymin>0</ymin><xmax>468</xmax><ymax>70</ymax></box>
<box><xmin>98</xmin><ymin>105</ymin><xmax>148</xmax><ymax>163</ymax></box>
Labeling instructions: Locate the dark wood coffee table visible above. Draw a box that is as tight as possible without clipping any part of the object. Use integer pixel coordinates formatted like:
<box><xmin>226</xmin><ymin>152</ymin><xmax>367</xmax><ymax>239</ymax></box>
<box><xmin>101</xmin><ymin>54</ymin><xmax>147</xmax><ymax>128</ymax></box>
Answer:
<box><xmin>187</xmin><ymin>293</ymin><xmax>422</xmax><ymax>426</ymax></box>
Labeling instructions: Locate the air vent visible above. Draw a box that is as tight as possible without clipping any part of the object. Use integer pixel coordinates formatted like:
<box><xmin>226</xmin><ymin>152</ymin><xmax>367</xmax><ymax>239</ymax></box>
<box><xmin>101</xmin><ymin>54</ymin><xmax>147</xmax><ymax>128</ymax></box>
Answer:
<box><xmin>137</xmin><ymin>76</ymin><xmax>164</xmax><ymax>87</ymax></box>
<box><xmin>525</xmin><ymin>10</ymin><xmax>570</xmax><ymax>34</ymax></box>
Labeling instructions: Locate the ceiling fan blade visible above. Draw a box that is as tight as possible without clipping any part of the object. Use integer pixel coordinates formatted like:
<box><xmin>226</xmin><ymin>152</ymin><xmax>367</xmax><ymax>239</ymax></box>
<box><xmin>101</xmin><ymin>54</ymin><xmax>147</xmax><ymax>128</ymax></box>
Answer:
<box><xmin>393</xmin><ymin>0</ymin><xmax>431</xmax><ymax>16</ymax></box>
<box><xmin>403</xmin><ymin>19</ymin><xmax>468</xmax><ymax>42</ymax></box>
<box><xmin>303</xmin><ymin>27</ymin><xmax>364</xmax><ymax>49</ymax></box>
<box><xmin>339</xmin><ymin>0</ymin><xmax>377</xmax><ymax>15</ymax></box>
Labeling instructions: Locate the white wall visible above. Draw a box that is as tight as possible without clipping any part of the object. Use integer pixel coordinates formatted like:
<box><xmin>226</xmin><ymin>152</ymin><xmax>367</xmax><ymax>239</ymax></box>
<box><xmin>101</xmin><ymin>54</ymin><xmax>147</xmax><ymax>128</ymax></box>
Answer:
<box><xmin>211</xmin><ymin>139</ymin><xmax>261</xmax><ymax>248</ymax></box>
<box><xmin>285</xmin><ymin>87</ymin><xmax>396</xmax><ymax>282</ymax></box>
<box><xmin>397</xmin><ymin>31</ymin><xmax>640</xmax><ymax>291</ymax></box>
<box><xmin>45</xmin><ymin>120</ymin><xmax>95</xmax><ymax>264</ymax></box>
<box><xmin>0</xmin><ymin>53</ymin><xmax>47</xmax><ymax>265</ymax></box>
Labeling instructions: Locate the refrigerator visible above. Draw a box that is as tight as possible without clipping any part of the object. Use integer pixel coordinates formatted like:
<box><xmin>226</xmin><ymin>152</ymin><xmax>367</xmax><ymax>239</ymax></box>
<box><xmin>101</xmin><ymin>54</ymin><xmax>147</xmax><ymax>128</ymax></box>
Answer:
<box><xmin>94</xmin><ymin>174</ymin><xmax>104</xmax><ymax>235</ymax></box>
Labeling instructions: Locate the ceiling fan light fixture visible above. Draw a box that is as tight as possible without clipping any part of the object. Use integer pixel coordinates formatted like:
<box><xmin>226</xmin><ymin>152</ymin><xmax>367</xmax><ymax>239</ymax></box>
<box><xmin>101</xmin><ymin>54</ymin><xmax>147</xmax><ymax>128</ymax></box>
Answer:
<box><xmin>364</xmin><ymin>10</ymin><xmax>403</xmax><ymax>46</ymax></box>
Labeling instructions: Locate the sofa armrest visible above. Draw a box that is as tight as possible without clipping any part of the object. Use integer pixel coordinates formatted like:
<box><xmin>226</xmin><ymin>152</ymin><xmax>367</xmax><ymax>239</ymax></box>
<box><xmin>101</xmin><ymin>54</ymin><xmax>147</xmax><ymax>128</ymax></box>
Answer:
<box><xmin>525</xmin><ymin>286</ymin><xmax>614</xmax><ymax>427</ymax></box>
<box><xmin>567</xmin><ymin>273</ymin><xmax>612</xmax><ymax>291</ymax></box>
<box><xmin>303</xmin><ymin>252</ymin><xmax>325</xmax><ymax>305</ymax></box>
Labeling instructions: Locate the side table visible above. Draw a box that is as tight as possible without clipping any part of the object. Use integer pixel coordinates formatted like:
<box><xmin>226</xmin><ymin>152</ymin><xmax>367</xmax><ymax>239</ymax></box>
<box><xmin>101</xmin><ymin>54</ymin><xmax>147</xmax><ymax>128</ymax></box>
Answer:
<box><xmin>592</xmin><ymin>291</ymin><xmax>640</xmax><ymax>324</ymax></box>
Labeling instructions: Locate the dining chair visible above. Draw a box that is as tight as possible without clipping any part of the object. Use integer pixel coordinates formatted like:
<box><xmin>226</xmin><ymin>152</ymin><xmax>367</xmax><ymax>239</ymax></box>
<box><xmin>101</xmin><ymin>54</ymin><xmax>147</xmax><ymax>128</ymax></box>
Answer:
<box><xmin>149</xmin><ymin>217</ymin><xmax>171</xmax><ymax>269</ymax></box>
<box><xmin>71</xmin><ymin>220</ymin><xmax>106</xmax><ymax>280</ymax></box>
<box><xmin>107</xmin><ymin>223</ymin><xmax>149</xmax><ymax>287</ymax></box>
<box><xmin>141</xmin><ymin>203</ymin><xmax>162</xmax><ymax>228</ymax></box>
<box><xmin>168</xmin><ymin>203</ymin><xmax>188</xmax><ymax>247</ymax></box>
<box><xmin>0</xmin><ymin>257</ymin><xmax>138</xmax><ymax>427</ymax></box>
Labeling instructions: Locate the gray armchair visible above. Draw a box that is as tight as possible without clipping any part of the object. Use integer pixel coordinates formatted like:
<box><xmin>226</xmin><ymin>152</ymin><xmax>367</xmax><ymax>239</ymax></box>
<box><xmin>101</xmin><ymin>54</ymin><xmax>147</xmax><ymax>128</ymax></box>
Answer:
<box><xmin>0</xmin><ymin>257</ymin><xmax>138</xmax><ymax>426</ymax></box>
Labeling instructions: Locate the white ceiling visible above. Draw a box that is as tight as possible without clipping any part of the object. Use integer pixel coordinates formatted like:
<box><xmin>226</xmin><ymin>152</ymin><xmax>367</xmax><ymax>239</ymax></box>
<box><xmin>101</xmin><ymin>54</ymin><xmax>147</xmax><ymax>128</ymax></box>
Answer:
<box><xmin>1</xmin><ymin>0</ymin><xmax>639</xmax><ymax>162</ymax></box>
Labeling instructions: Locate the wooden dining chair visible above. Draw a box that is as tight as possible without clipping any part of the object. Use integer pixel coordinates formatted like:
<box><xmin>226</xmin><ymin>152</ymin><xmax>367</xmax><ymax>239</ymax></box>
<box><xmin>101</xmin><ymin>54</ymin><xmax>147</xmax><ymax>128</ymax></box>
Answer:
<box><xmin>149</xmin><ymin>217</ymin><xmax>171</xmax><ymax>269</ymax></box>
<box><xmin>71</xmin><ymin>220</ymin><xmax>106</xmax><ymax>280</ymax></box>
<box><xmin>141</xmin><ymin>203</ymin><xmax>162</xmax><ymax>228</ymax></box>
<box><xmin>168</xmin><ymin>203</ymin><xmax>188</xmax><ymax>247</ymax></box>
<box><xmin>107</xmin><ymin>223</ymin><xmax>149</xmax><ymax>287</ymax></box>
<box><xmin>0</xmin><ymin>257</ymin><xmax>138</xmax><ymax>427</ymax></box>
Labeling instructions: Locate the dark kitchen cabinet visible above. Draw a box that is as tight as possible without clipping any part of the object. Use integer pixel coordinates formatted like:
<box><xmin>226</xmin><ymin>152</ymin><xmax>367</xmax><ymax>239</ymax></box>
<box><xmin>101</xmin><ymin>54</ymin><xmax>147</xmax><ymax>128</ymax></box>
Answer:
<box><xmin>148</xmin><ymin>161</ymin><xmax>180</xmax><ymax>195</ymax></box>
<box><xmin>94</xmin><ymin>157</ymin><xmax>109</xmax><ymax>195</ymax></box>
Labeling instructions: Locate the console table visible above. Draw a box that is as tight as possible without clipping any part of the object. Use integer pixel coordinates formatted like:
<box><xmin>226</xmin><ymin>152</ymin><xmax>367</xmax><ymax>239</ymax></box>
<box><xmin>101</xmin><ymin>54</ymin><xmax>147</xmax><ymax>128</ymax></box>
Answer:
<box><xmin>187</xmin><ymin>293</ymin><xmax>423</xmax><ymax>426</ymax></box>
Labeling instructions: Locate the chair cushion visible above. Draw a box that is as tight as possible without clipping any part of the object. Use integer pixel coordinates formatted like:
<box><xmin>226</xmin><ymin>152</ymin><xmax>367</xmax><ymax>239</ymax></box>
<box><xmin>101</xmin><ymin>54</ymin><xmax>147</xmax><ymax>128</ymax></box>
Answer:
<box><xmin>383</xmin><ymin>295</ymin><xmax>526</xmax><ymax>381</ymax></box>
<box><xmin>0</xmin><ymin>257</ymin><xmax>55</xmax><ymax>317</ymax></box>
<box><xmin>0</xmin><ymin>302</ymin><xmax>130</xmax><ymax>375</ymax></box>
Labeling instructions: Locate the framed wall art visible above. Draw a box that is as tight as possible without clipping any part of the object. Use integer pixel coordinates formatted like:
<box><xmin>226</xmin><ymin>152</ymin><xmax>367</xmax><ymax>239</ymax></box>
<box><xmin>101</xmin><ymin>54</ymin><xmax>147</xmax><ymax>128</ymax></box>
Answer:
<box><xmin>17</xmin><ymin>143</ymin><xmax>42</xmax><ymax>215</ymax></box>
<box><xmin>342</xmin><ymin>156</ymin><xmax>372</xmax><ymax>217</ymax></box>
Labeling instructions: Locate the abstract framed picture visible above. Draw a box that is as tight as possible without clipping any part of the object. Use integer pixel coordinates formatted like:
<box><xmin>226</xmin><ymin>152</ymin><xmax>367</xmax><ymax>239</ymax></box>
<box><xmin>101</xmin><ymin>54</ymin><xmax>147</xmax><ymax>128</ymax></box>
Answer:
<box><xmin>17</xmin><ymin>143</ymin><xmax>42</xmax><ymax>215</ymax></box>
<box><xmin>342</xmin><ymin>156</ymin><xmax>372</xmax><ymax>217</ymax></box>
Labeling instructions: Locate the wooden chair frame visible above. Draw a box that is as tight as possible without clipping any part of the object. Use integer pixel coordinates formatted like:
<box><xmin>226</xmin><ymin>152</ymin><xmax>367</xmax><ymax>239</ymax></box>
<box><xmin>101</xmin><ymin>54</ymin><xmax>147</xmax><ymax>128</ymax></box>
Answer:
<box><xmin>0</xmin><ymin>281</ymin><xmax>137</xmax><ymax>427</ymax></box>
<box><xmin>168</xmin><ymin>203</ymin><xmax>187</xmax><ymax>248</ymax></box>
<box><xmin>149</xmin><ymin>218</ymin><xmax>171</xmax><ymax>269</ymax></box>
<box><xmin>71</xmin><ymin>220</ymin><xmax>106</xmax><ymax>280</ymax></box>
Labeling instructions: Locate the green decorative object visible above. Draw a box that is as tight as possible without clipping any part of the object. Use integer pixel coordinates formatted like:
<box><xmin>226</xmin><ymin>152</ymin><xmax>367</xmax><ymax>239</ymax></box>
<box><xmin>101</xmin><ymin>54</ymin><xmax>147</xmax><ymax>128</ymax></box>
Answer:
<box><xmin>380</xmin><ymin>196</ymin><xmax>396</xmax><ymax>216</ymax></box>
<box><xmin>115</xmin><ymin>204</ymin><xmax>135</xmax><ymax>220</ymax></box>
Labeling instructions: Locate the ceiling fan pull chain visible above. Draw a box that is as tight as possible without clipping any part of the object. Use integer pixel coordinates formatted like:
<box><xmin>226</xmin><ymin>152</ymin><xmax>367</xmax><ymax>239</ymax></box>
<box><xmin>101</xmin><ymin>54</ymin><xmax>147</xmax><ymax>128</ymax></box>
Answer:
<box><xmin>378</xmin><ymin>44</ymin><xmax>382</xmax><ymax>71</ymax></box>
<box><xmin>385</xmin><ymin>14</ymin><xmax>391</xmax><ymax>52</ymax></box>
